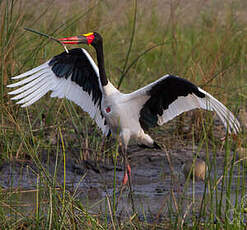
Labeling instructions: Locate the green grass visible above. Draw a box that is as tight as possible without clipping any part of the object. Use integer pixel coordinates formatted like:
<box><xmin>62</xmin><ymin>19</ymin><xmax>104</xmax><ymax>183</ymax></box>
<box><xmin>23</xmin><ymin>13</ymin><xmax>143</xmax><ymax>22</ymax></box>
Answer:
<box><xmin>1</xmin><ymin>0</ymin><xmax>247</xmax><ymax>229</ymax></box>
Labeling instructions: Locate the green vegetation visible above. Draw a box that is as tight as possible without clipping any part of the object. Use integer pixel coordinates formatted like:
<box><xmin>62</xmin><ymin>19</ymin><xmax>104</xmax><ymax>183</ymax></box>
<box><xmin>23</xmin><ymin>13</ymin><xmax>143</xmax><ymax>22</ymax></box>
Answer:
<box><xmin>0</xmin><ymin>0</ymin><xmax>247</xmax><ymax>229</ymax></box>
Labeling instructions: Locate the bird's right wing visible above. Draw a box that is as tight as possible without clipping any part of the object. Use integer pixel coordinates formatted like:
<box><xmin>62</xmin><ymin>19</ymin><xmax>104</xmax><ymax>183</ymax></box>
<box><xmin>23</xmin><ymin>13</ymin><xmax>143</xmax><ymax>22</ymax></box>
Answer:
<box><xmin>7</xmin><ymin>48</ymin><xmax>109</xmax><ymax>135</ymax></box>
<box><xmin>127</xmin><ymin>75</ymin><xmax>240</xmax><ymax>134</ymax></box>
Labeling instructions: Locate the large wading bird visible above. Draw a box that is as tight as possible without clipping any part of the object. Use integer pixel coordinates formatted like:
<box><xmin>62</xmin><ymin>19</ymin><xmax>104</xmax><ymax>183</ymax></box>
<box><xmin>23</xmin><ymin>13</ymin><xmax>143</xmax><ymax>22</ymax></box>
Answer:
<box><xmin>8</xmin><ymin>32</ymin><xmax>240</xmax><ymax>185</ymax></box>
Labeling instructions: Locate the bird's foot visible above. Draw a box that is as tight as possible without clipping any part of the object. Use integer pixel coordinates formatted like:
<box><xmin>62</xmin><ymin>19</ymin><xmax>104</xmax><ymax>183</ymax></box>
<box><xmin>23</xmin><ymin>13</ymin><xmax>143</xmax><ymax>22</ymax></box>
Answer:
<box><xmin>122</xmin><ymin>164</ymin><xmax>131</xmax><ymax>185</ymax></box>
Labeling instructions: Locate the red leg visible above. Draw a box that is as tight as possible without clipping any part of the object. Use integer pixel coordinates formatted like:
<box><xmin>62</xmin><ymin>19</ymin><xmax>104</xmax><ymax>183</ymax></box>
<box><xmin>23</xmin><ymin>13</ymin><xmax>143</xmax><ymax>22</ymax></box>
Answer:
<box><xmin>122</xmin><ymin>163</ymin><xmax>131</xmax><ymax>185</ymax></box>
<box><xmin>119</xmin><ymin>148</ymin><xmax>135</xmax><ymax>212</ymax></box>
<box><xmin>120</xmin><ymin>139</ymin><xmax>132</xmax><ymax>186</ymax></box>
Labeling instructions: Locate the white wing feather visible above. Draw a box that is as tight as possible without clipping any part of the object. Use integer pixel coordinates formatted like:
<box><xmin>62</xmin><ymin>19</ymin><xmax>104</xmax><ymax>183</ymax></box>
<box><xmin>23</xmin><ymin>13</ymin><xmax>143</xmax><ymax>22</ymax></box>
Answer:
<box><xmin>127</xmin><ymin>75</ymin><xmax>240</xmax><ymax>134</ymax></box>
<box><xmin>7</xmin><ymin>48</ymin><xmax>109</xmax><ymax>135</ymax></box>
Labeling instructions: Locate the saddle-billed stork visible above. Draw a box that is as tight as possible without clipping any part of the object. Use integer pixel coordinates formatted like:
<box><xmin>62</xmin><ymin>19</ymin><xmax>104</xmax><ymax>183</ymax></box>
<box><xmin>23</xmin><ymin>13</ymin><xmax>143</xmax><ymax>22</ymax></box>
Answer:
<box><xmin>8</xmin><ymin>32</ymin><xmax>240</xmax><ymax>185</ymax></box>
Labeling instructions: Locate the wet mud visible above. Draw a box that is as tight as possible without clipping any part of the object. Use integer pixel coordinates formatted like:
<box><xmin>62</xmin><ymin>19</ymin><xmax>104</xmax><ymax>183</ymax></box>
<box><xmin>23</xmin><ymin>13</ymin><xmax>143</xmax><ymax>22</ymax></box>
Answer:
<box><xmin>0</xmin><ymin>144</ymin><xmax>246</xmax><ymax>222</ymax></box>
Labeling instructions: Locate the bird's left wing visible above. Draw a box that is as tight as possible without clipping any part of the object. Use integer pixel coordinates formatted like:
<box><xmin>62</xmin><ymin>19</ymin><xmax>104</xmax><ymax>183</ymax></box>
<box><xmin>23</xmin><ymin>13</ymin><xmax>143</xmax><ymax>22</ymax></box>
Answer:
<box><xmin>127</xmin><ymin>74</ymin><xmax>240</xmax><ymax>134</ymax></box>
<box><xmin>7</xmin><ymin>48</ymin><xmax>109</xmax><ymax>135</ymax></box>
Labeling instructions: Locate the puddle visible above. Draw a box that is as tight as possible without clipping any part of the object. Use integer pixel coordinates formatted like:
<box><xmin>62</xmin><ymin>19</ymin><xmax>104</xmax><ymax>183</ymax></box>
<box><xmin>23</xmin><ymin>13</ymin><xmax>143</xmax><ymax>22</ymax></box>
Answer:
<box><xmin>0</xmin><ymin>145</ymin><xmax>246</xmax><ymax>222</ymax></box>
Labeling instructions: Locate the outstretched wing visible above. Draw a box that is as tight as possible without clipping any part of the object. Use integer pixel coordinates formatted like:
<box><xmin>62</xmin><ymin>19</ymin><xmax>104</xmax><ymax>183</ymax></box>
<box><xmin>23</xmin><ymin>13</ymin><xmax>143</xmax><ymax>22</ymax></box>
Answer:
<box><xmin>7</xmin><ymin>48</ymin><xmax>109</xmax><ymax>135</ymax></box>
<box><xmin>127</xmin><ymin>75</ymin><xmax>240</xmax><ymax>134</ymax></box>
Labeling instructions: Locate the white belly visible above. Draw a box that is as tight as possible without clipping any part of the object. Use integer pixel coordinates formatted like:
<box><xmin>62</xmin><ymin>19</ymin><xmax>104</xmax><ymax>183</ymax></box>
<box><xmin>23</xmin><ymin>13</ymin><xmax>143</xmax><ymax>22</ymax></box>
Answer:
<box><xmin>102</xmin><ymin>94</ymin><xmax>146</xmax><ymax>139</ymax></box>
<box><xmin>101</xmin><ymin>83</ymin><xmax>153</xmax><ymax>147</ymax></box>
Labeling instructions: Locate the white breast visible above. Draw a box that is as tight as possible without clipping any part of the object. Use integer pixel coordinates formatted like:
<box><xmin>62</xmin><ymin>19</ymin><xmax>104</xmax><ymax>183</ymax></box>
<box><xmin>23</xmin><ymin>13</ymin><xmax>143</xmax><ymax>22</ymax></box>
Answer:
<box><xmin>102</xmin><ymin>92</ymin><xmax>149</xmax><ymax>138</ymax></box>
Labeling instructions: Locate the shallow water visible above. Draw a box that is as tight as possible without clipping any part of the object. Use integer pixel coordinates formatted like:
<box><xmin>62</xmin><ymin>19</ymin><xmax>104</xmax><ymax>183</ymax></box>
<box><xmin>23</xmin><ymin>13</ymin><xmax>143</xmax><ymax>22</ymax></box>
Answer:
<box><xmin>0</xmin><ymin>145</ymin><xmax>246</xmax><ymax>223</ymax></box>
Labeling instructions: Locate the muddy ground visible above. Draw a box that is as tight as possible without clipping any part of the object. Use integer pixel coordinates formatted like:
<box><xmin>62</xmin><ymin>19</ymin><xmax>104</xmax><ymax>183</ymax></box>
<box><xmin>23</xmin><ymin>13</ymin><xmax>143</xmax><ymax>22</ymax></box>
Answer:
<box><xmin>1</xmin><ymin>142</ymin><xmax>245</xmax><ymax>222</ymax></box>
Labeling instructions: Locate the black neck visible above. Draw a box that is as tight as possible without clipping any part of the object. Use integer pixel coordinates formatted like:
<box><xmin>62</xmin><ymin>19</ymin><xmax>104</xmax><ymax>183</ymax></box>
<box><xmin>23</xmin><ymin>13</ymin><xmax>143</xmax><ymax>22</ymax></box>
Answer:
<box><xmin>94</xmin><ymin>43</ymin><xmax>108</xmax><ymax>87</ymax></box>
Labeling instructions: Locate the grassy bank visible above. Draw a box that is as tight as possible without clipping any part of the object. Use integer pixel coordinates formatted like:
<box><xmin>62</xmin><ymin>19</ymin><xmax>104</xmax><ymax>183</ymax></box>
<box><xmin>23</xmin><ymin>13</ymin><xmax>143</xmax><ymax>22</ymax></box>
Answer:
<box><xmin>0</xmin><ymin>0</ymin><xmax>247</xmax><ymax>229</ymax></box>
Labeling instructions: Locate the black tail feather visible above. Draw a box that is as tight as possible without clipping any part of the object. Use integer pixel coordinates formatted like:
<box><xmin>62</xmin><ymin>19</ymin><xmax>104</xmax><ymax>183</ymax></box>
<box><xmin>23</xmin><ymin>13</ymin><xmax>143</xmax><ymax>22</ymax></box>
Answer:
<box><xmin>138</xmin><ymin>141</ymin><xmax>161</xmax><ymax>150</ymax></box>
<box><xmin>153</xmin><ymin>141</ymin><xmax>161</xmax><ymax>149</ymax></box>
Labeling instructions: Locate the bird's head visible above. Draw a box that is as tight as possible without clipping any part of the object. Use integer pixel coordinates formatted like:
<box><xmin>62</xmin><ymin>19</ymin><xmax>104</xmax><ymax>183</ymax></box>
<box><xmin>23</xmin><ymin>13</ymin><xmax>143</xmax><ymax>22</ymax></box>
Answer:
<box><xmin>59</xmin><ymin>32</ymin><xmax>102</xmax><ymax>48</ymax></box>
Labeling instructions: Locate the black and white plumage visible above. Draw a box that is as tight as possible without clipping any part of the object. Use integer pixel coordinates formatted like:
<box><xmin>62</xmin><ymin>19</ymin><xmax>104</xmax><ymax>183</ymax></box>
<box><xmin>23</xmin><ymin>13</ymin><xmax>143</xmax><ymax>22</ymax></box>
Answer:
<box><xmin>8</xmin><ymin>32</ymin><xmax>240</xmax><ymax>183</ymax></box>
<box><xmin>8</xmin><ymin>48</ymin><xmax>109</xmax><ymax>135</ymax></box>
